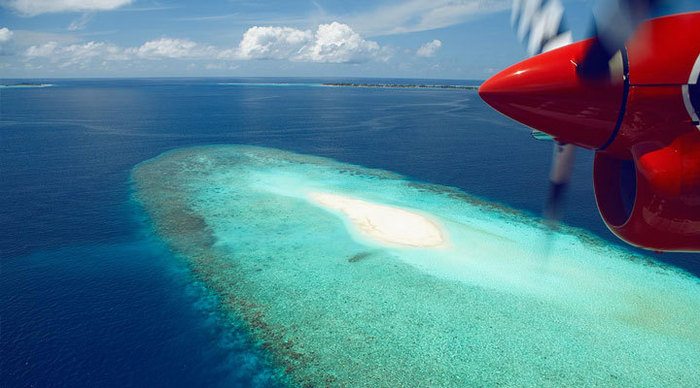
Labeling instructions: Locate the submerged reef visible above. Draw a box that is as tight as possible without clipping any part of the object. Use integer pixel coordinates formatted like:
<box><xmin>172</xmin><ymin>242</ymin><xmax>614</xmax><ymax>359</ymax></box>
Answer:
<box><xmin>132</xmin><ymin>145</ymin><xmax>700</xmax><ymax>387</ymax></box>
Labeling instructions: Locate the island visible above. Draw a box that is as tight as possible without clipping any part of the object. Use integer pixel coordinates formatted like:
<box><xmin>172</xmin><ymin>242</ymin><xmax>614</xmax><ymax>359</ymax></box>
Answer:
<box><xmin>132</xmin><ymin>145</ymin><xmax>700</xmax><ymax>387</ymax></box>
<box><xmin>0</xmin><ymin>82</ymin><xmax>55</xmax><ymax>89</ymax></box>
<box><xmin>322</xmin><ymin>82</ymin><xmax>479</xmax><ymax>90</ymax></box>
<box><xmin>308</xmin><ymin>192</ymin><xmax>446</xmax><ymax>248</ymax></box>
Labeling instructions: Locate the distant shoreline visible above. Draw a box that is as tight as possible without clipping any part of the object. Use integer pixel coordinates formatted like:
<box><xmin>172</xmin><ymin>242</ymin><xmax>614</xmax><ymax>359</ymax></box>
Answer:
<box><xmin>1</xmin><ymin>83</ymin><xmax>55</xmax><ymax>89</ymax></box>
<box><xmin>0</xmin><ymin>80</ymin><xmax>482</xmax><ymax>91</ymax></box>
<box><xmin>322</xmin><ymin>82</ymin><xmax>479</xmax><ymax>90</ymax></box>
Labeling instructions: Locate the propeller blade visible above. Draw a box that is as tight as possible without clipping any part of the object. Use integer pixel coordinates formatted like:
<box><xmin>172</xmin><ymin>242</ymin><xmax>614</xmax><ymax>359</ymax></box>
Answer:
<box><xmin>511</xmin><ymin>0</ymin><xmax>577</xmax><ymax>224</ymax></box>
<box><xmin>545</xmin><ymin>143</ymin><xmax>576</xmax><ymax>222</ymax></box>
<box><xmin>579</xmin><ymin>0</ymin><xmax>662</xmax><ymax>79</ymax></box>
<box><xmin>511</xmin><ymin>0</ymin><xmax>573</xmax><ymax>56</ymax></box>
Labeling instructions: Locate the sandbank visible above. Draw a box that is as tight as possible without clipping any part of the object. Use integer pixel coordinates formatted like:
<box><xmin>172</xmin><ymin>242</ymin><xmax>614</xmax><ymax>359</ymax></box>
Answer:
<box><xmin>308</xmin><ymin>192</ymin><xmax>446</xmax><ymax>248</ymax></box>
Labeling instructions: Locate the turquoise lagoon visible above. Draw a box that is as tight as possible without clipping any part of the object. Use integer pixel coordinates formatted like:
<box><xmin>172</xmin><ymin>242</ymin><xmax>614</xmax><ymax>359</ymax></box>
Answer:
<box><xmin>132</xmin><ymin>145</ymin><xmax>700</xmax><ymax>386</ymax></box>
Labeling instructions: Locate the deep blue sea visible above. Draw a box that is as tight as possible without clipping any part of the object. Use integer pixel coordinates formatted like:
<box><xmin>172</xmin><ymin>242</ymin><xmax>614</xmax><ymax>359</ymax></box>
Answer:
<box><xmin>1</xmin><ymin>78</ymin><xmax>698</xmax><ymax>387</ymax></box>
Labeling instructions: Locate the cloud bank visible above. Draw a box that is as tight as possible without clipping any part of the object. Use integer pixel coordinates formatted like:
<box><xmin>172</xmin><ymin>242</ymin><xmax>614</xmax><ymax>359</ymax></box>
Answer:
<box><xmin>4</xmin><ymin>0</ymin><xmax>132</xmax><ymax>16</ymax></box>
<box><xmin>23</xmin><ymin>22</ymin><xmax>388</xmax><ymax>67</ymax></box>
<box><xmin>25</xmin><ymin>41</ymin><xmax>129</xmax><ymax>67</ymax></box>
<box><xmin>24</xmin><ymin>38</ymin><xmax>212</xmax><ymax>65</ymax></box>
<box><xmin>237</xmin><ymin>22</ymin><xmax>386</xmax><ymax>63</ymax></box>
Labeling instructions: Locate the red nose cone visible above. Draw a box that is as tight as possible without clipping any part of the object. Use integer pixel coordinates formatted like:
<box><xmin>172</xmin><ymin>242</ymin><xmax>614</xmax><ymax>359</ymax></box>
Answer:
<box><xmin>479</xmin><ymin>39</ymin><xmax>625</xmax><ymax>149</ymax></box>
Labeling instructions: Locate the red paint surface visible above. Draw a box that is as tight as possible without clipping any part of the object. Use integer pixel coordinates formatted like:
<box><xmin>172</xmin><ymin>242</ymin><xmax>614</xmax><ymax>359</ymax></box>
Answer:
<box><xmin>594</xmin><ymin>133</ymin><xmax>700</xmax><ymax>252</ymax></box>
<box><xmin>627</xmin><ymin>12</ymin><xmax>700</xmax><ymax>85</ymax></box>
<box><xmin>479</xmin><ymin>39</ymin><xmax>624</xmax><ymax>149</ymax></box>
<box><xmin>480</xmin><ymin>12</ymin><xmax>700</xmax><ymax>252</ymax></box>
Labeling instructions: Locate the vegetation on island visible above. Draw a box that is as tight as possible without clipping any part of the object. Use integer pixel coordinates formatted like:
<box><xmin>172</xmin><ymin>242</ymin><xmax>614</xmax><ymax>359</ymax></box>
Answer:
<box><xmin>322</xmin><ymin>82</ymin><xmax>479</xmax><ymax>90</ymax></box>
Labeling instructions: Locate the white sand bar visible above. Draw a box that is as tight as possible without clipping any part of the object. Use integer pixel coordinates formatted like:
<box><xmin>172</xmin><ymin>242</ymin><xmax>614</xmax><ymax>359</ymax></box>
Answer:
<box><xmin>309</xmin><ymin>192</ymin><xmax>446</xmax><ymax>248</ymax></box>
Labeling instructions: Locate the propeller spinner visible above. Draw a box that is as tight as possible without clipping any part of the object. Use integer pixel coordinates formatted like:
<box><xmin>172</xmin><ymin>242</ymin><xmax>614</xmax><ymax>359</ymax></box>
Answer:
<box><xmin>483</xmin><ymin>0</ymin><xmax>660</xmax><ymax>223</ymax></box>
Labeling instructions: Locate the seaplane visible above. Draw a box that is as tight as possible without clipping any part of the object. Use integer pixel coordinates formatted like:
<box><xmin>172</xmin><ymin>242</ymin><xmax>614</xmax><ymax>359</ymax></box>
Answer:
<box><xmin>479</xmin><ymin>0</ymin><xmax>700</xmax><ymax>252</ymax></box>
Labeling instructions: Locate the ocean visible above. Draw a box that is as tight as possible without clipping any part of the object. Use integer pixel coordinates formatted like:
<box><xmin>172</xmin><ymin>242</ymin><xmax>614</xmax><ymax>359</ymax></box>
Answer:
<box><xmin>2</xmin><ymin>78</ymin><xmax>698</xmax><ymax>386</ymax></box>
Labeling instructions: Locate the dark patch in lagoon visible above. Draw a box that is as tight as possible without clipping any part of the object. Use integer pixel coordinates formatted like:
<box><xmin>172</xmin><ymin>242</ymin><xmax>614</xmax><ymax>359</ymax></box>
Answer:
<box><xmin>132</xmin><ymin>145</ymin><xmax>700</xmax><ymax>387</ymax></box>
<box><xmin>348</xmin><ymin>250</ymin><xmax>378</xmax><ymax>263</ymax></box>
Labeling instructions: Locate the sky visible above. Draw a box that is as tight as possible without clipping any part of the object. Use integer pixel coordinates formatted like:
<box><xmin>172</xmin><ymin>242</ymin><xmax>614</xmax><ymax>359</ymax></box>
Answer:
<box><xmin>0</xmin><ymin>0</ymin><xmax>698</xmax><ymax>79</ymax></box>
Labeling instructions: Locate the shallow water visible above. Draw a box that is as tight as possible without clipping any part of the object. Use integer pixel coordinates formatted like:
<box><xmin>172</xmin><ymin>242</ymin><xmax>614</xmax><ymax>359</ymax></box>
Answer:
<box><xmin>133</xmin><ymin>145</ymin><xmax>700</xmax><ymax>387</ymax></box>
<box><xmin>3</xmin><ymin>78</ymin><xmax>699</xmax><ymax>386</ymax></box>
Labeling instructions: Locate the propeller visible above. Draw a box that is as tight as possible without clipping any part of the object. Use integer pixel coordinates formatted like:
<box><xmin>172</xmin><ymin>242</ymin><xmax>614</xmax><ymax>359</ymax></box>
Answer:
<box><xmin>510</xmin><ymin>0</ymin><xmax>663</xmax><ymax>223</ymax></box>
<box><xmin>511</xmin><ymin>0</ymin><xmax>575</xmax><ymax>223</ymax></box>
<box><xmin>579</xmin><ymin>0</ymin><xmax>662</xmax><ymax>79</ymax></box>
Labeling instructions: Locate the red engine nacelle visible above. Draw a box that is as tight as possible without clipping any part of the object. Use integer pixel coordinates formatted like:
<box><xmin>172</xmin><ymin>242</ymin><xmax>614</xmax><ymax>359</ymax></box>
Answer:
<box><xmin>480</xmin><ymin>12</ymin><xmax>700</xmax><ymax>252</ymax></box>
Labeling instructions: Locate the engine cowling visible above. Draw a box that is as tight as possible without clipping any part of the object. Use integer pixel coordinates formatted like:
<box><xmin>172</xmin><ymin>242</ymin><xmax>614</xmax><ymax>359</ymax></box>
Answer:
<box><xmin>479</xmin><ymin>12</ymin><xmax>700</xmax><ymax>252</ymax></box>
<box><xmin>593</xmin><ymin>133</ymin><xmax>700</xmax><ymax>252</ymax></box>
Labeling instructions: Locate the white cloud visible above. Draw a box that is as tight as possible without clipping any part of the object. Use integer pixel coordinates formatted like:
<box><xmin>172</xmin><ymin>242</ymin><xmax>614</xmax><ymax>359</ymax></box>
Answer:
<box><xmin>237</xmin><ymin>26</ymin><xmax>312</xmax><ymax>60</ymax></box>
<box><xmin>25</xmin><ymin>40</ymin><xmax>129</xmax><ymax>66</ymax></box>
<box><xmin>25</xmin><ymin>41</ymin><xmax>59</xmax><ymax>57</ymax></box>
<box><xmin>24</xmin><ymin>38</ymin><xmax>219</xmax><ymax>67</ymax></box>
<box><xmin>298</xmin><ymin>22</ymin><xmax>383</xmax><ymax>63</ymax></box>
<box><xmin>0</xmin><ymin>27</ymin><xmax>14</xmax><ymax>51</ymax></box>
<box><xmin>5</xmin><ymin>0</ymin><xmax>132</xmax><ymax>16</ymax></box>
<box><xmin>0</xmin><ymin>27</ymin><xmax>13</xmax><ymax>54</ymax></box>
<box><xmin>24</xmin><ymin>38</ymin><xmax>214</xmax><ymax>65</ymax></box>
<box><xmin>68</xmin><ymin>13</ymin><xmax>93</xmax><ymax>31</ymax></box>
<box><xmin>416</xmin><ymin>39</ymin><xmax>442</xmax><ymax>57</ymax></box>
<box><xmin>236</xmin><ymin>22</ymin><xmax>386</xmax><ymax>63</ymax></box>
<box><xmin>0</xmin><ymin>27</ymin><xmax>13</xmax><ymax>43</ymax></box>
<box><xmin>346</xmin><ymin>0</ymin><xmax>510</xmax><ymax>36</ymax></box>
<box><xmin>65</xmin><ymin>41</ymin><xmax>129</xmax><ymax>61</ymax></box>
<box><xmin>132</xmin><ymin>38</ymin><xmax>206</xmax><ymax>59</ymax></box>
